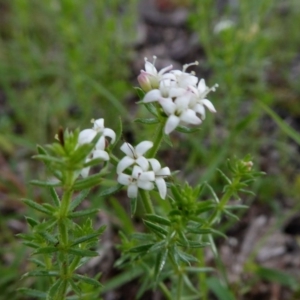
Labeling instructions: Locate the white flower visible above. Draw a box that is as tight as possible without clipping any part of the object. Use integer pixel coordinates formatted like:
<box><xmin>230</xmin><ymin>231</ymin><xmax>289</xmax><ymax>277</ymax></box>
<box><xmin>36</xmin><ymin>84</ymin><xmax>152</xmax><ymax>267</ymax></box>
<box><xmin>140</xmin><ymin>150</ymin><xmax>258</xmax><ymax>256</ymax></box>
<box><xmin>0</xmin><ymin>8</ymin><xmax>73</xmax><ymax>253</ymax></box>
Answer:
<box><xmin>117</xmin><ymin>141</ymin><xmax>153</xmax><ymax>174</ymax></box>
<box><xmin>117</xmin><ymin>166</ymin><xmax>155</xmax><ymax>198</ymax></box>
<box><xmin>188</xmin><ymin>79</ymin><xmax>217</xmax><ymax>120</ymax></box>
<box><xmin>78</xmin><ymin>118</ymin><xmax>116</xmax><ymax>177</ymax></box>
<box><xmin>138</xmin><ymin>56</ymin><xmax>173</xmax><ymax>91</ymax></box>
<box><xmin>143</xmin><ymin>78</ymin><xmax>185</xmax><ymax>104</ymax></box>
<box><xmin>161</xmin><ymin>94</ymin><xmax>202</xmax><ymax>134</ymax></box>
<box><xmin>214</xmin><ymin>19</ymin><xmax>235</xmax><ymax>34</ymax></box>
<box><xmin>148</xmin><ymin>159</ymin><xmax>170</xmax><ymax>199</ymax></box>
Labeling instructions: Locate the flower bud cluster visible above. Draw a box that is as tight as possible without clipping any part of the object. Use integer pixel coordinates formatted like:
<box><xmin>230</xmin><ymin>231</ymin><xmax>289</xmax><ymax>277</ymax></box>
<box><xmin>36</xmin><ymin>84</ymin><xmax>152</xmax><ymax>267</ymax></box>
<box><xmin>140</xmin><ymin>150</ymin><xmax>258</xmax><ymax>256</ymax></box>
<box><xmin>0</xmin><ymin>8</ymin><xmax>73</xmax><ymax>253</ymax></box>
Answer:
<box><xmin>78</xmin><ymin>118</ymin><xmax>116</xmax><ymax>177</ymax></box>
<box><xmin>117</xmin><ymin>141</ymin><xmax>170</xmax><ymax>199</ymax></box>
<box><xmin>138</xmin><ymin>56</ymin><xmax>218</xmax><ymax>134</ymax></box>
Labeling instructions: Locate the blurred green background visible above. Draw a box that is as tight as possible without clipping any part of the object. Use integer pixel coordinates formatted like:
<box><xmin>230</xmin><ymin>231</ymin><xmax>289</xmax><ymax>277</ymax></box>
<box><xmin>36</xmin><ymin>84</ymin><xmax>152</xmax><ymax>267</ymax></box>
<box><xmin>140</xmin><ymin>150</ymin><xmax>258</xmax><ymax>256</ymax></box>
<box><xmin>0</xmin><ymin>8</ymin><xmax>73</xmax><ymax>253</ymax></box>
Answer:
<box><xmin>1</xmin><ymin>0</ymin><xmax>300</xmax><ymax>299</ymax></box>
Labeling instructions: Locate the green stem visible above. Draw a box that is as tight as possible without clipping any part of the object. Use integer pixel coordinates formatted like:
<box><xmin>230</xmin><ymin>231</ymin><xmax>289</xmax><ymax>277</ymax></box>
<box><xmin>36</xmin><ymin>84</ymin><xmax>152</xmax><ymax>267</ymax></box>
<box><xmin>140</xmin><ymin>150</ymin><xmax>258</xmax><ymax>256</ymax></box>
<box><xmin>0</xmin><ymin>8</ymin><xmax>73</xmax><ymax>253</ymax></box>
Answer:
<box><xmin>177</xmin><ymin>273</ymin><xmax>183</xmax><ymax>300</ymax></box>
<box><xmin>148</xmin><ymin>122</ymin><xmax>165</xmax><ymax>158</ymax></box>
<box><xmin>159</xmin><ymin>282</ymin><xmax>172</xmax><ymax>300</ymax></box>
<box><xmin>139</xmin><ymin>189</ymin><xmax>154</xmax><ymax>214</ymax></box>
<box><xmin>54</xmin><ymin>175</ymin><xmax>74</xmax><ymax>300</ymax></box>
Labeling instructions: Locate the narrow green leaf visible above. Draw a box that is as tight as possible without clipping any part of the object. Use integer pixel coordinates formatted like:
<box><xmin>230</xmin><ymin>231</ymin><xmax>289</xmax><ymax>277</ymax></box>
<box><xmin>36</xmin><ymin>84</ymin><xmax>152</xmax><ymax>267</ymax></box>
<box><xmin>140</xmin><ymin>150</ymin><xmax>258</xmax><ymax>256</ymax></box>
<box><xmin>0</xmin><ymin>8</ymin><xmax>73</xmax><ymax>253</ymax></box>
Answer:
<box><xmin>163</xmin><ymin>132</ymin><xmax>173</xmax><ymax>147</ymax></box>
<box><xmin>225</xmin><ymin>204</ymin><xmax>248</xmax><ymax>210</ymax></box>
<box><xmin>259</xmin><ymin>101</ymin><xmax>300</xmax><ymax>145</ymax></box>
<box><xmin>143</xmin><ymin>102</ymin><xmax>158</xmax><ymax>117</ymax></box>
<box><xmin>223</xmin><ymin>209</ymin><xmax>239</xmax><ymax>221</ymax></box>
<box><xmin>131</xmin><ymin>233</ymin><xmax>155</xmax><ymax>242</ymax></box>
<box><xmin>18</xmin><ymin>288</ymin><xmax>46</xmax><ymax>298</ymax></box>
<box><xmin>29</xmin><ymin>258</ymin><xmax>46</xmax><ymax>268</ymax></box>
<box><xmin>73</xmin><ymin>173</ymin><xmax>104</xmax><ymax>190</ymax></box>
<box><xmin>135</xmin><ymin>87</ymin><xmax>146</xmax><ymax>100</ymax></box>
<box><xmin>39</xmin><ymin>231</ymin><xmax>58</xmax><ymax>245</ymax></box>
<box><xmin>25</xmin><ymin>216</ymin><xmax>39</xmax><ymax>228</ymax></box>
<box><xmin>69</xmin><ymin>279</ymin><xmax>82</xmax><ymax>296</ymax></box>
<box><xmin>148</xmin><ymin>240</ymin><xmax>166</xmax><ymax>253</ymax></box>
<box><xmin>144</xmin><ymin>214</ymin><xmax>171</xmax><ymax>226</ymax></box>
<box><xmin>68</xmin><ymin>248</ymin><xmax>99</xmax><ymax>257</ymax></box>
<box><xmin>177</xmin><ymin>240</ymin><xmax>210</xmax><ymax>248</ymax></box>
<box><xmin>177</xmin><ymin>250</ymin><xmax>199</xmax><ymax>264</ymax></box>
<box><xmin>32</xmin><ymin>154</ymin><xmax>63</xmax><ymax>165</ymax></box>
<box><xmin>204</xmin><ymin>182</ymin><xmax>219</xmax><ymax>203</ymax></box>
<box><xmin>47</xmin><ymin>279</ymin><xmax>64</xmax><ymax>300</ymax></box>
<box><xmin>134</xmin><ymin>118</ymin><xmax>159</xmax><ymax>125</ymax></box>
<box><xmin>71</xmin><ymin>228</ymin><xmax>106</xmax><ymax>246</ymax></box>
<box><xmin>207</xmin><ymin>277</ymin><xmax>235</xmax><ymax>300</ymax></box>
<box><xmin>185</xmin><ymin>267</ymin><xmax>214</xmax><ymax>273</ymax></box>
<box><xmin>255</xmin><ymin>266</ymin><xmax>298</xmax><ymax>289</ymax></box>
<box><xmin>110</xmin><ymin>198</ymin><xmax>135</xmax><ymax>234</ymax></box>
<box><xmin>49</xmin><ymin>187</ymin><xmax>60</xmax><ymax>206</ymax></box>
<box><xmin>98</xmin><ymin>184</ymin><xmax>123</xmax><ymax>197</ymax></box>
<box><xmin>23</xmin><ymin>270</ymin><xmax>59</xmax><ymax>278</ymax></box>
<box><xmin>69</xmin><ymin>189</ymin><xmax>90</xmax><ymax>211</ymax></box>
<box><xmin>30</xmin><ymin>180</ymin><xmax>61</xmax><ymax>188</ymax></box>
<box><xmin>34</xmin><ymin>246</ymin><xmax>59</xmax><ymax>255</ymax></box>
<box><xmin>22</xmin><ymin>198</ymin><xmax>53</xmax><ymax>215</ymax></box>
<box><xmin>23</xmin><ymin>241</ymin><xmax>40</xmax><ymax>249</ymax></box>
<box><xmin>143</xmin><ymin>220</ymin><xmax>168</xmax><ymax>237</ymax></box>
<box><xmin>217</xmin><ymin>169</ymin><xmax>231</xmax><ymax>184</ymax></box>
<box><xmin>154</xmin><ymin>248</ymin><xmax>168</xmax><ymax>280</ymax></box>
<box><xmin>35</xmin><ymin>218</ymin><xmax>57</xmax><ymax>231</ymax></box>
<box><xmin>128</xmin><ymin>243</ymin><xmax>154</xmax><ymax>254</ymax></box>
<box><xmin>68</xmin><ymin>208</ymin><xmax>99</xmax><ymax>218</ymax></box>
<box><xmin>176</xmin><ymin>125</ymin><xmax>200</xmax><ymax>133</ymax></box>
<box><xmin>72</xmin><ymin>274</ymin><xmax>102</xmax><ymax>287</ymax></box>
<box><xmin>130</xmin><ymin>197</ymin><xmax>137</xmax><ymax>216</ymax></box>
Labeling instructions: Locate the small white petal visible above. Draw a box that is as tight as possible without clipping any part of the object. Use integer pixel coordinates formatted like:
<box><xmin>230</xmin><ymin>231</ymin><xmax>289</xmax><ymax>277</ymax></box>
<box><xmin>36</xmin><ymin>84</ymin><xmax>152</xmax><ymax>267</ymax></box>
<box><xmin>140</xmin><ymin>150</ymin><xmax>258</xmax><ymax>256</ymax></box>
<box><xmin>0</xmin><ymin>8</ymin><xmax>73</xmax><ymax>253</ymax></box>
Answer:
<box><xmin>128</xmin><ymin>184</ymin><xmax>138</xmax><ymax>198</ymax></box>
<box><xmin>117</xmin><ymin>173</ymin><xmax>131</xmax><ymax>185</ymax></box>
<box><xmin>93</xmin><ymin>149</ymin><xmax>109</xmax><ymax>161</ymax></box>
<box><xmin>168</xmin><ymin>87</ymin><xmax>186</xmax><ymax>98</ymax></box>
<box><xmin>145</xmin><ymin>61</ymin><xmax>157</xmax><ymax>75</ymax></box>
<box><xmin>143</xmin><ymin>89</ymin><xmax>161</xmax><ymax>103</ymax></box>
<box><xmin>148</xmin><ymin>158</ymin><xmax>161</xmax><ymax>173</ymax></box>
<box><xmin>155</xmin><ymin>177</ymin><xmax>167</xmax><ymax>199</ymax></box>
<box><xmin>136</xmin><ymin>156</ymin><xmax>149</xmax><ymax>171</ymax></box>
<box><xmin>180</xmin><ymin>109</ymin><xmax>202</xmax><ymax>125</ymax></box>
<box><xmin>135</xmin><ymin>141</ymin><xmax>153</xmax><ymax>156</ymax></box>
<box><xmin>137</xmin><ymin>180</ymin><xmax>154</xmax><ymax>191</ymax></box>
<box><xmin>160</xmin><ymin>98</ymin><xmax>176</xmax><ymax>115</ymax></box>
<box><xmin>132</xmin><ymin>165</ymin><xmax>144</xmax><ymax>178</ymax></box>
<box><xmin>201</xmin><ymin>99</ymin><xmax>216</xmax><ymax>113</ymax></box>
<box><xmin>139</xmin><ymin>171</ymin><xmax>155</xmax><ymax>181</ymax></box>
<box><xmin>120</xmin><ymin>142</ymin><xmax>135</xmax><ymax>157</ymax></box>
<box><xmin>80</xmin><ymin>166</ymin><xmax>90</xmax><ymax>178</ymax></box>
<box><xmin>78</xmin><ymin>129</ymin><xmax>96</xmax><ymax>144</ymax></box>
<box><xmin>93</xmin><ymin>118</ymin><xmax>104</xmax><ymax>130</ymax></box>
<box><xmin>175</xmin><ymin>95</ymin><xmax>190</xmax><ymax>109</ymax></box>
<box><xmin>198</xmin><ymin>79</ymin><xmax>207</xmax><ymax>93</ymax></box>
<box><xmin>156</xmin><ymin>167</ymin><xmax>171</xmax><ymax>177</ymax></box>
<box><xmin>117</xmin><ymin>156</ymin><xmax>135</xmax><ymax>174</ymax></box>
<box><xmin>165</xmin><ymin>115</ymin><xmax>180</xmax><ymax>134</ymax></box>
<box><xmin>95</xmin><ymin>135</ymin><xmax>106</xmax><ymax>150</ymax></box>
<box><xmin>194</xmin><ymin>103</ymin><xmax>206</xmax><ymax>119</ymax></box>
<box><xmin>103</xmin><ymin>128</ymin><xmax>116</xmax><ymax>143</ymax></box>
<box><xmin>158</xmin><ymin>64</ymin><xmax>173</xmax><ymax>75</ymax></box>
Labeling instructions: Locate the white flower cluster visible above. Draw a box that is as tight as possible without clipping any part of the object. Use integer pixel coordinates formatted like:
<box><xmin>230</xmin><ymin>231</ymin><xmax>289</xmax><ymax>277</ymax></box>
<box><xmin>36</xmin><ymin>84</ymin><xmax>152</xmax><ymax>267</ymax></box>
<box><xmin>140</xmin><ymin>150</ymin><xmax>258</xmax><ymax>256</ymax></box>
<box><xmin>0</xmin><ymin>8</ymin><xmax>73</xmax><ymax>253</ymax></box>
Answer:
<box><xmin>78</xmin><ymin>118</ymin><xmax>116</xmax><ymax>177</ymax></box>
<box><xmin>117</xmin><ymin>141</ymin><xmax>170</xmax><ymax>199</ymax></box>
<box><xmin>138</xmin><ymin>56</ymin><xmax>218</xmax><ymax>135</ymax></box>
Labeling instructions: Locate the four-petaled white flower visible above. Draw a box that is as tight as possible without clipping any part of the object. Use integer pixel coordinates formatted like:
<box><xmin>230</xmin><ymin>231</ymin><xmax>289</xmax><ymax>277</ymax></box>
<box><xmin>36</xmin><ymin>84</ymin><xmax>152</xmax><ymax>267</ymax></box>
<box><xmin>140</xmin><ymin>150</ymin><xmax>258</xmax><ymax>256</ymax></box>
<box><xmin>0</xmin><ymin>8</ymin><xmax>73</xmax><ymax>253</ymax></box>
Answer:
<box><xmin>117</xmin><ymin>141</ymin><xmax>153</xmax><ymax>174</ymax></box>
<box><xmin>148</xmin><ymin>159</ymin><xmax>171</xmax><ymax>199</ymax></box>
<box><xmin>140</xmin><ymin>57</ymin><xmax>218</xmax><ymax>134</ymax></box>
<box><xmin>78</xmin><ymin>118</ymin><xmax>116</xmax><ymax>177</ymax></box>
<box><xmin>138</xmin><ymin>56</ymin><xmax>173</xmax><ymax>91</ymax></box>
<box><xmin>117</xmin><ymin>141</ymin><xmax>171</xmax><ymax>199</ymax></box>
<box><xmin>117</xmin><ymin>166</ymin><xmax>155</xmax><ymax>198</ymax></box>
